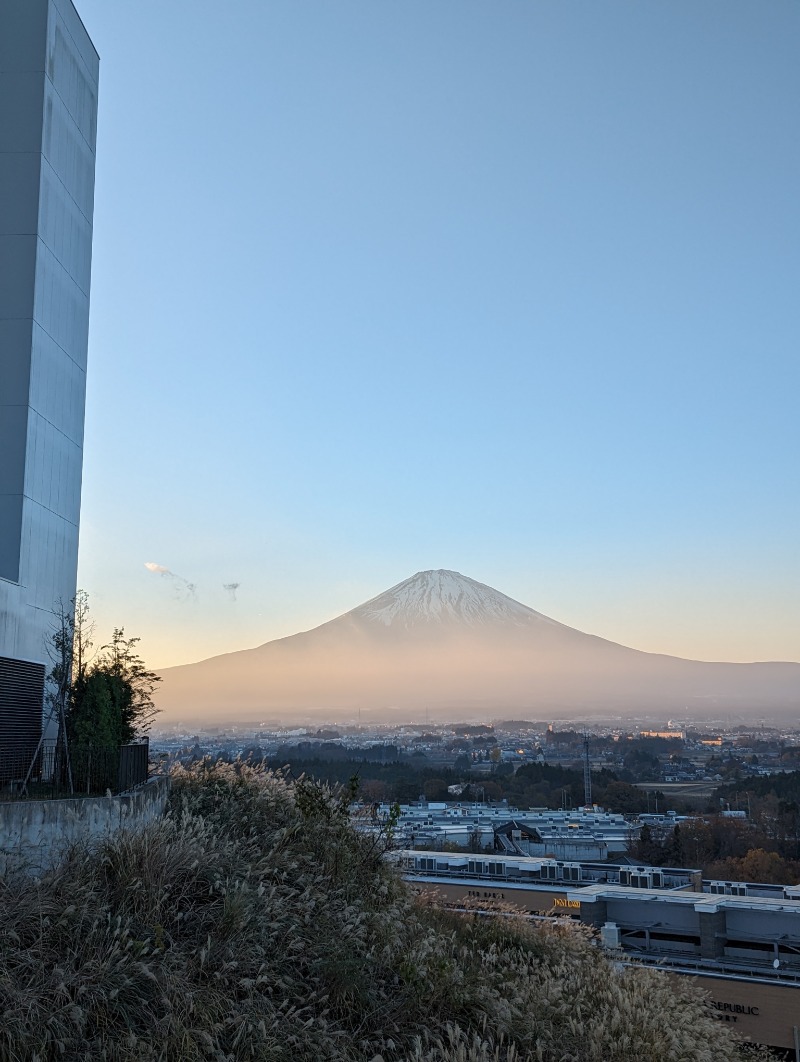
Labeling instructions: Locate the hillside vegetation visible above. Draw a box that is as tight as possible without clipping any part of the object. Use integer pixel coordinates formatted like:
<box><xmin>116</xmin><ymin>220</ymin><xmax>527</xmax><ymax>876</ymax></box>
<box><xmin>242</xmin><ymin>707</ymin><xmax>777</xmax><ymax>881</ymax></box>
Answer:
<box><xmin>0</xmin><ymin>764</ymin><xmax>772</xmax><ymax>1061</ymax></box>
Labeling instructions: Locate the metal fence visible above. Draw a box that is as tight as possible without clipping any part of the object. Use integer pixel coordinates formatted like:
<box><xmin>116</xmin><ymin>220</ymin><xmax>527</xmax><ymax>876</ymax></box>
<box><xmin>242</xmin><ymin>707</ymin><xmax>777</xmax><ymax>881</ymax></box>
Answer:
<box><xmin>0</xmin><ymin>738</ymin><xmax>150</xmax><ymax>800</ymax></box>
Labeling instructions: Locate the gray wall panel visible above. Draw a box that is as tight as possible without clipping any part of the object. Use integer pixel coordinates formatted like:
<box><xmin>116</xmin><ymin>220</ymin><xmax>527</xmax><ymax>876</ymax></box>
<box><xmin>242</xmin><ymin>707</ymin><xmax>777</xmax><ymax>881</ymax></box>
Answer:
<box><xmin>0</xmin><ymin>72</ymin><xmax>45</xmax><ymax>151</ymax></box>
<box><xmin>28</xmin><ymin>323</ymin><xmax>86</xmax><ymax>442</ymax></box>
<box><xmin>19</xmin><ymin>500</ymin><xmax>79</xmax><ymax>612</ymax></box>
<box><xmin>42</xmin><ymin>76</ymin><xmax>96</xmax><ymax>218</ymax></box>
<box><xmin>0</xmin><ymin>0</ymin><xmax>48</xmax><ymax>72</ymax></box>
<box><xmin>0</xmin><ymin>319</ymin><xmax>33</xmax><ymax>404</ymax></box>
<box><xmin>0</xmin><ymin>577</ymin><xmax>25</xmax><ymax>649</ymax></box>
<box><xmin>0</xmin><ymin>407</ymin><xmax>28</xmax><ymax>495</ymax></box>
<box><xmin>50</xmin><ymin>0</ymin><xmax>98</xmax><ymax>80</ymax></box>
<box><xmin>0</xmin><ymin>234</ymin><xmax>37</xmax><ymax>318</ymax></box>
<box><xmin>23</xmin><ymin>411</ymin><xmax>83</xmax><ymax>521</ymax></box>
<box><xmin>0</xmin><ymin>498</ymin><xmax>24</xmax><ymax>584</ymax></box>
<box><xmin>0</xmin><ymin>152</ymin><xmax>42</xmax><ymax>234</ymax></box>
<box><xmin>47</xmin><ymin>17</ymin><xmax>97</xmax><ymax>149</ymax></box>
<box><xmin>39</xmin><ymin>156</ymin><xmax>93</xmax><ymax>285</ymax></box>
<box><xmin>32</xmin><ymin>240</ymin><xmax>90</xmax><ymax>363</ymax></box>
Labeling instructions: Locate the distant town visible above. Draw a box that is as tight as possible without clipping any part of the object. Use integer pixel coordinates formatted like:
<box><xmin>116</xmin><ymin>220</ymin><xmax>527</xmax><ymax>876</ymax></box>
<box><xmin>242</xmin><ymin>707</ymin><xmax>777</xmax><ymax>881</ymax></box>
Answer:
<box><xmin>152</xmin><ymin>715</ymin><xmax>800</xmax><ymax>796</ymax></box>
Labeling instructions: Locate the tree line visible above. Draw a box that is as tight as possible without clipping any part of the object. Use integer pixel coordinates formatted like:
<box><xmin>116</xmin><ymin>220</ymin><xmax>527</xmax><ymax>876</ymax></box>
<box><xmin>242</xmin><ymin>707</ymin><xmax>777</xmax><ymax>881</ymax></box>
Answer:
<box><xmin>631</xmin><ymin>788</ymin><xmax>800</xmax><ymax>883</ymax></box>
<box><xmin>251</xmin><ymin>749</ymin><xmax>654</xmax><ymax>815</ymax></box>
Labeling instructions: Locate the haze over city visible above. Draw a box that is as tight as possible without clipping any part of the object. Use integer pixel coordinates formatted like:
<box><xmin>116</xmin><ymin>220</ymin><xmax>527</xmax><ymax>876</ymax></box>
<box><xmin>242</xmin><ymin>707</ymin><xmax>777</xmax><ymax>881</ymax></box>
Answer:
<box><xmin>73</xmin><ymin>0</ymin><xmax>799</xmax><ymax>677</ymax></box>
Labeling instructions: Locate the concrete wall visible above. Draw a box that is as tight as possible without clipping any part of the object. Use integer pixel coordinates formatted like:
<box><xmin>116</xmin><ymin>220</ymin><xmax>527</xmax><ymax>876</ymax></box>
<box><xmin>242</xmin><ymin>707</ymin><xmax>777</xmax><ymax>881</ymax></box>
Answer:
<box><xmin>0</xmin><ymin>776</ymin><xmax>169</xmax><ymax>874</ymax></box>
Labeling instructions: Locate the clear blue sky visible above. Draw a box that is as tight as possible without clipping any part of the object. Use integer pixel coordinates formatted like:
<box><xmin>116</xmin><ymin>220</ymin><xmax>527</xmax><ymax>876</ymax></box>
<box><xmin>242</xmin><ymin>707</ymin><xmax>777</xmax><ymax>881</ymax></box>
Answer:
<box><xmin>74</xmin><ymin>0</ymin><xmax>800</xmax><ymax>670</ymax></box>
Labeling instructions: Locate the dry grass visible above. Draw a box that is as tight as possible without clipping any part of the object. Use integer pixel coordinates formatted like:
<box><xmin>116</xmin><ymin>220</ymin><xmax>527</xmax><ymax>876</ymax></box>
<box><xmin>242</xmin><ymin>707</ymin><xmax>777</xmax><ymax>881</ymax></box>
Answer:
<box><xmin>0</xmin><ymin>763</ymin><xmax>776</xmax><ymax>1061</ymax></box>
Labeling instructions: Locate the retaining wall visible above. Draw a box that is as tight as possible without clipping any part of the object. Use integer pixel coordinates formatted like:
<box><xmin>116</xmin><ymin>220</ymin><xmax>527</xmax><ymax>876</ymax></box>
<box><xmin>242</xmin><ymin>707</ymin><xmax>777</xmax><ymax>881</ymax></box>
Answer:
<box><xmin>0</xmin><ymin>776</ymin><xmax>170</xmax><ymax>874</ymax></box>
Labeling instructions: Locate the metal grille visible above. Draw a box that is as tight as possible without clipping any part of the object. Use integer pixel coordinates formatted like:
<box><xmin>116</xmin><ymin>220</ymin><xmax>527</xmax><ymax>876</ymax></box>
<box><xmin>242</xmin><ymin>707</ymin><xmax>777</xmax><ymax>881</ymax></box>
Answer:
<box><xmin>0</xmin><ymin>655</ymin><xmax>45</xmax><ymax>783</ymax></box>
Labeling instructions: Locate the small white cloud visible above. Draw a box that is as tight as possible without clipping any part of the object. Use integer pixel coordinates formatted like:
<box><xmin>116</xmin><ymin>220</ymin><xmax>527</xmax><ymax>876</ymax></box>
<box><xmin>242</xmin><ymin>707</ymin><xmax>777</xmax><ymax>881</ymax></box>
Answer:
<box><xmin>144</xmin><ymin>562</ymin><xmax>197</xmax><ymax>601</ymax></box>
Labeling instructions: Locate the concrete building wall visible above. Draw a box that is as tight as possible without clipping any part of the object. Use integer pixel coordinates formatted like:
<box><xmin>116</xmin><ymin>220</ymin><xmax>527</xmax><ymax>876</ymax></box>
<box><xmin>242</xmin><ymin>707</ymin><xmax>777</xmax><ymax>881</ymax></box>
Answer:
<box><xmin>0</xmin><ymin>0</ymin><xmax>97</xmax><ymax>742</ymax></box>
<box><xmin>0</xmin><ymin>777</ymin><xmax>169</xmax><ymax>874</ymax></box>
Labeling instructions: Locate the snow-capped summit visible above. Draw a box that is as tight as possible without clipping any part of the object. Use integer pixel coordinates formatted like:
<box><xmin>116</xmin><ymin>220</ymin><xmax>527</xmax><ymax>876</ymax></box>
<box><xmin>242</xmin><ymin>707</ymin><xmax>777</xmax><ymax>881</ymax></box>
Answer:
<box><xmin>347</xmin><ymin>569</ymin><xmax>557</xmax><ymax>629</ymax></box>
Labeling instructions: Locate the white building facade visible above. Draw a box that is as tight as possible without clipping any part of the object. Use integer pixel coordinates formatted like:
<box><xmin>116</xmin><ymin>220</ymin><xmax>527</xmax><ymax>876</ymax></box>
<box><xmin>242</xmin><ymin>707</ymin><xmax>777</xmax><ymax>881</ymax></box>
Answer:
<box><xmin>0</xmin><ymin>0</ymin><xmax>97</xmax><ymax>756</ymax></box>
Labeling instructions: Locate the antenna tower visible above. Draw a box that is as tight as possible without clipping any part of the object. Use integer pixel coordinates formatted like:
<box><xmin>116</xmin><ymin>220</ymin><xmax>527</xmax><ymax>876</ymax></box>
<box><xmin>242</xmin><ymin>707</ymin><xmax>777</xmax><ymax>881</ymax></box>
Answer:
<box><xmin>583</xmin><ymin>731</ymin><xmax>592</xmax><ymax>808</ymax></box>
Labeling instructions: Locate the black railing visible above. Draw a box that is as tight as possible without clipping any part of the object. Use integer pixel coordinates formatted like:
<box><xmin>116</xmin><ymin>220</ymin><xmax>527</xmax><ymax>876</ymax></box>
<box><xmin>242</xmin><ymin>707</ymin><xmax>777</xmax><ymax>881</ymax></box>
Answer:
<box><xmin>117</xmin><ymin>741</ymin><xmax>149</xmax><ymax>793</ymax></box>
<box><xmin>0</xmin><ymin>738</ymin><xmax>149</xmax><ymax>800</ymax></box>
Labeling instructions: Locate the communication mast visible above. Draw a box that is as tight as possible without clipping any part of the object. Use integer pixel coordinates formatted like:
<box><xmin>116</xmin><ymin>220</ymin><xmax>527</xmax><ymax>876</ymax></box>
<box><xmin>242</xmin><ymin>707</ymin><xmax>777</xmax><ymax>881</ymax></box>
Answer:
<box><xmin>583</xmin><ymin>732</ymin><xmax>592</xmax><ymax>808</ymax></box>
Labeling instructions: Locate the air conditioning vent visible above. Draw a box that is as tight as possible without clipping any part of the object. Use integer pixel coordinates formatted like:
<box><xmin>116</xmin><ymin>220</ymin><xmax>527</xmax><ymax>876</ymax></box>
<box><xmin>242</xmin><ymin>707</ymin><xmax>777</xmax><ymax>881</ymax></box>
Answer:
<box><xmin>0</xmin><ymin>655</ymin><xmax>45</xmax><ymax>783</ymax></box>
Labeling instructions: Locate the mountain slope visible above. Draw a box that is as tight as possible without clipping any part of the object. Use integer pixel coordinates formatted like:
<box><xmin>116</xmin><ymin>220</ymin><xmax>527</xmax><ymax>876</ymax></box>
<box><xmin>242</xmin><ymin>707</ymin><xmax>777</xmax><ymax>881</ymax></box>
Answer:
<box><xmin>156</xmin><ymin>570</ymin><xmax>800</xmax><ymax>723</ymax></box>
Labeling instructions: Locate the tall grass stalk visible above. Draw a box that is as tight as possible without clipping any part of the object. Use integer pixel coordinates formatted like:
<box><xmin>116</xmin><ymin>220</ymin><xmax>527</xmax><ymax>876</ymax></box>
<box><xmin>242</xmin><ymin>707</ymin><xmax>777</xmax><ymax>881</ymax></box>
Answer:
<box><xmin>0</xmin><ymin>762</ymin><xmax>776</xmax><ymax>1061</ymax></box>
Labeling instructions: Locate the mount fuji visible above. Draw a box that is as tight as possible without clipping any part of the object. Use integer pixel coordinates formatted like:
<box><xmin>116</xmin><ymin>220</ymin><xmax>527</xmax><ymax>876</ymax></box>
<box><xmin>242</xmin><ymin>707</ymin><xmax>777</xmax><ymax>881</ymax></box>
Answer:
<box><xmin>156</xmin><ymin>570</ymin><xmax>800</xmax><ymax>724</ymax></box>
